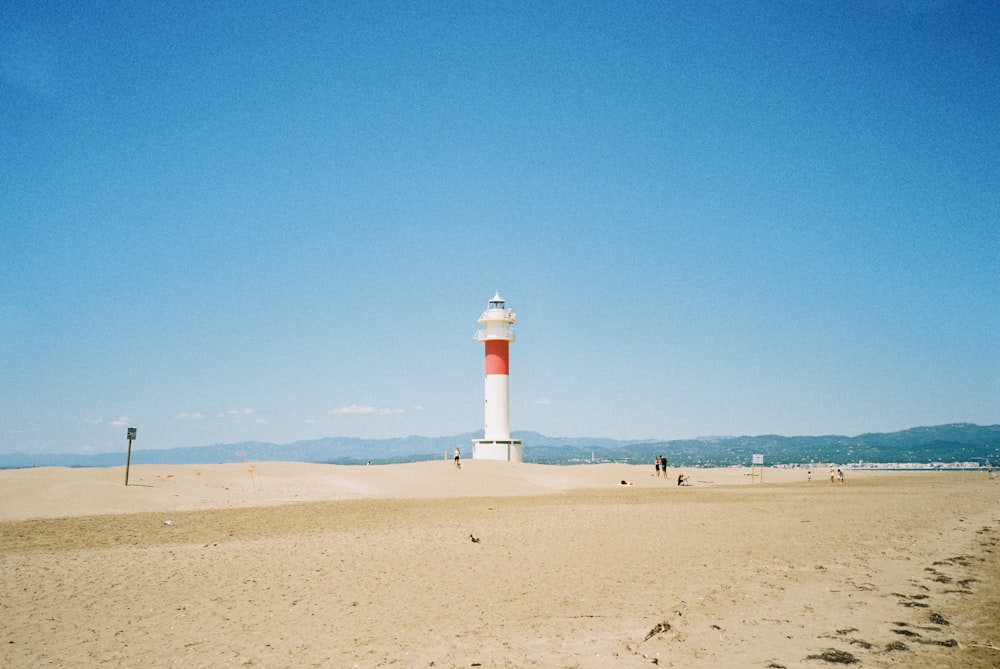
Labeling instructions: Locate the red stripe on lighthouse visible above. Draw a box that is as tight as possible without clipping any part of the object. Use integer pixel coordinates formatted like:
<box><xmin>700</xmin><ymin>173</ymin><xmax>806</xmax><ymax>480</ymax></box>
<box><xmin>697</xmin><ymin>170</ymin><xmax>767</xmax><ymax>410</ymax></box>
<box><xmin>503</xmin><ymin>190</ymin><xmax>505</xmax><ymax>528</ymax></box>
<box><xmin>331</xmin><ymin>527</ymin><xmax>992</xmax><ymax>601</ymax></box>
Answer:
<box><xmin>484</xmin><ymin>340</ymin><xmax>509</xmax><ymax>375</ymax></box>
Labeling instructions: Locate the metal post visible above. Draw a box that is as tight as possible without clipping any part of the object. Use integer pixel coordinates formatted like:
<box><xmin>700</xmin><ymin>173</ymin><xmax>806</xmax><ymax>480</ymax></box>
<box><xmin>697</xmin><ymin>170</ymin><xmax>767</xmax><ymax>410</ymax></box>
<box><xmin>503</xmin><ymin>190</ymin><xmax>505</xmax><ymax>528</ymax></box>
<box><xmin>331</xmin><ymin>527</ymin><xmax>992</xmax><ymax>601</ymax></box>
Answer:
<box><xmin>125</xmin><ymin>437</ymin><xmax>133</xmax><ymax>486</ymax></box>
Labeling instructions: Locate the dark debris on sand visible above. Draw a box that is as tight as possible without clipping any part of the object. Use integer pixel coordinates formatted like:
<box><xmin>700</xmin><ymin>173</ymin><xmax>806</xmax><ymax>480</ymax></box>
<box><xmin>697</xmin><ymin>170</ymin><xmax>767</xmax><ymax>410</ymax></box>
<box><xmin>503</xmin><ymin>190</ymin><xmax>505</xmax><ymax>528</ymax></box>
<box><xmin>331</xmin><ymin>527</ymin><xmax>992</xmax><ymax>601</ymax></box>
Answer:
<box><xmin>900</xmin><ymin>600</ymin><xmax>930</xmax><ymax>608</ymax></box>
<box><xmin>929</xmin><ymin>612</ymin><xmax>950</xmax><ymax>626</ymax></box>
<box><xmin>806</xmin><ymin>648</ymin><xmax>859</xmax><ymax>664</ymax></box>
<box><xmin>642</xmin><ymin>621</ymin><xmax>671</xmax><ymax>642</ymax></box>
<box><xmin>917</xmin><ymin>638</ymin><xmax>959</xmax><ymax>647</ymax></box>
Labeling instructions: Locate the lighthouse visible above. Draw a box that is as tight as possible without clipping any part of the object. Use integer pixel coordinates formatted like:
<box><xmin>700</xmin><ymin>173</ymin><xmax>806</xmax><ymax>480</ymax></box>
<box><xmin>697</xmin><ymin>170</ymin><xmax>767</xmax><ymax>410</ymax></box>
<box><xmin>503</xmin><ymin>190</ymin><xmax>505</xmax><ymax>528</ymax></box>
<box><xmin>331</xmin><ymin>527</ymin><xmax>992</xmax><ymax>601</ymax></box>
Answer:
<box><xmin>472</xmin><ymin>292</ymin><xmax>523</xmax><ymax>462</ymax></box>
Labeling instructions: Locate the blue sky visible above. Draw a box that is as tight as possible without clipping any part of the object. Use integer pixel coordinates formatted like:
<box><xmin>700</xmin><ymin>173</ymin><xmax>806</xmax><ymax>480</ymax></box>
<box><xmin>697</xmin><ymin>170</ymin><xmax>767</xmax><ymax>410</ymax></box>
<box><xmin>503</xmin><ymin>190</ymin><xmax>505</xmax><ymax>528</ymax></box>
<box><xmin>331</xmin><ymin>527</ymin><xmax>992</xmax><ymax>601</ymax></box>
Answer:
<box><xmin>2</xmin><ymin>1</ymin><xmax>998</xmax><ymax>454</ymax></box>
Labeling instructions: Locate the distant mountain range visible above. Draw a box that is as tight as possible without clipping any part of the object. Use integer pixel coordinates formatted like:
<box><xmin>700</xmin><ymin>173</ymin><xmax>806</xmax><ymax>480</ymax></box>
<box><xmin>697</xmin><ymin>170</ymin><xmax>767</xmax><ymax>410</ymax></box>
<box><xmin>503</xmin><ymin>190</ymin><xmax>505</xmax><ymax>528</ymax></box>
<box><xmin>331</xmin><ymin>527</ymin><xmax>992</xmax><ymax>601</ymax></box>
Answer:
<box><xmin>2</xmin><ymin>423</ymin><xmax>998</xmax><ymax>469</ymax></box>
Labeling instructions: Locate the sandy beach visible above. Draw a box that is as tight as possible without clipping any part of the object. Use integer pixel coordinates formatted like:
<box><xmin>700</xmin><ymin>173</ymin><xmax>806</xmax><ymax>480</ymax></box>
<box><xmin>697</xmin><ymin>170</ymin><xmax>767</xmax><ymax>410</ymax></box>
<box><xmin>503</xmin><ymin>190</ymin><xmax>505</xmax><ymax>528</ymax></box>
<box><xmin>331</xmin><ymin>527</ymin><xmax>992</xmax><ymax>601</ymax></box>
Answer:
<box><xmin>1</xmin><ymin>461</ymin><xmax>998</xmax><ymax>668</ymax></box>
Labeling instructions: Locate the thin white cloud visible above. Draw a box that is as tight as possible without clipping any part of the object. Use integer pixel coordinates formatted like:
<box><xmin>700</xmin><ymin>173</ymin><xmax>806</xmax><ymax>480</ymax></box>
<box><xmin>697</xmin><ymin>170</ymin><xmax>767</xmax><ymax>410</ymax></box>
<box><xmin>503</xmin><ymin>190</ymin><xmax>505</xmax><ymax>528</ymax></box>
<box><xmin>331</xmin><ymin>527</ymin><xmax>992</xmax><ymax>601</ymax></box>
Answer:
<box><xmin>330</xmin><ymin>405</ymin><xmax>377</xmax><ymax>415</ymax></box>
<box><xmin>176</xmin><ymin>412</ymin><xmax>206</xmax><ymax>420</ymax></box>
<box><xmin>82</xmin><ymin>417</ymin><xmax>104</xmax><ymax>425</ymax></box>
<box><xmin>330</xmin><ymin>404</ymin><xmax>404</xmax><ymax>416</ymax></box>
<box><xmin>220</xmin><ymin>408</ymin><xmax>255</xmax><ymax>418</ymax></box>
<box><xmin>534</xmin><ymin>398</ymin><xmax>553</xmax><ymax>406</ymax></box>
<box><xmin>110</xmin><ymin>416</ymin><xmax>131</xmax><ymax>427</ymax></box>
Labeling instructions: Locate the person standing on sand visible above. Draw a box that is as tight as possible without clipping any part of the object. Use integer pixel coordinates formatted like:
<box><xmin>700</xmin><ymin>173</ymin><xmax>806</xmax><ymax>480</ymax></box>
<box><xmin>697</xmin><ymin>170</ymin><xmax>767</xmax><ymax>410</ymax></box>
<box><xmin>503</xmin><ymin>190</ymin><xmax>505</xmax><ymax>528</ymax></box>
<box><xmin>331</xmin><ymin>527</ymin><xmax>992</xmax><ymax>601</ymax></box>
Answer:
<box><xmin>660</xmin><ymin>455</ymin><xmax>668</xmax><ymax>477</ymax></box>
<box><xmin>654</xmin><ymin>456</ymin><xmax>661</xmax><ymax>477</ymax></box>
<box><xmin>454</xmin><ymin>448</ymin><xmax>461</xmax><ymax>468</ymax></box>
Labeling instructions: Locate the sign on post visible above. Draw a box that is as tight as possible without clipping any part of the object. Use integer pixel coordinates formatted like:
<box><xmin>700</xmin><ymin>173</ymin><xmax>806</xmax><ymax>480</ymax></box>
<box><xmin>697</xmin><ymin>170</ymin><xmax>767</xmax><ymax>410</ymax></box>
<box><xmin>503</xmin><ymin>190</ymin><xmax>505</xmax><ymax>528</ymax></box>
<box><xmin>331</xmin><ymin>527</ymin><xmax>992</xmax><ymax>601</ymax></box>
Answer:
<box><xmin>751</xmin><ymin>453</ymin><xmax>764</xmax><ymax>483</ymax></box>
<box><xmin>125</xmin><ymin>427</ymin><xmax>137</xmax><ymax>486</ymax></box>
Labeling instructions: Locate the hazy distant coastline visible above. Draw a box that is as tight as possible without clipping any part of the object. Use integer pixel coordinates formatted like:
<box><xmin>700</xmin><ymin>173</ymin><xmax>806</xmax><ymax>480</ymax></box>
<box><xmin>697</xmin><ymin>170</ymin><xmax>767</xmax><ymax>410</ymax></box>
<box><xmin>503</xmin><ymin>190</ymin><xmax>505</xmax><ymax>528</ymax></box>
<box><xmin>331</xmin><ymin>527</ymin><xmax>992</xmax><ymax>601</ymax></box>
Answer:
<box><xmin>2</xmin><ymin>423</ymin><xmax>997</xmax><ymax>470</ymax></box>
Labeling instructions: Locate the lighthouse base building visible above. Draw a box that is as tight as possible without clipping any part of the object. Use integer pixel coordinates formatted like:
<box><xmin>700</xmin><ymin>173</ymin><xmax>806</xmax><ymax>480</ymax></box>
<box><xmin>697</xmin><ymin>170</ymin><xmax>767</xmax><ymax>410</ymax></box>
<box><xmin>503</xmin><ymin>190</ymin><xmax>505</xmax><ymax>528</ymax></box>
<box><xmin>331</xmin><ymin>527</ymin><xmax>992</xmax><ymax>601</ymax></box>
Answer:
<box><xmin>471</xmin><ymin>438</ymin><xmax>523</xmax><ymax>462</ymax></box>
<box><xmin>472</xmin><ymin>293</ymin><xmax>522</xmax><ymax>463</ymax></box>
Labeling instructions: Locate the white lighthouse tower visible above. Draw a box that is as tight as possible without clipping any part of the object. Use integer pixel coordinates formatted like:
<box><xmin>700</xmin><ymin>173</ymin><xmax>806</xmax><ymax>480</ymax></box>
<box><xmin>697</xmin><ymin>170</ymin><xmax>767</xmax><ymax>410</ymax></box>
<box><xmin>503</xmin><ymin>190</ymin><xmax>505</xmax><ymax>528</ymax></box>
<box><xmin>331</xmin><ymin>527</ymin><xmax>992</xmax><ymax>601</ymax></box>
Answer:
<box><xmin>472</xmin><ymin>292</ymin><xmax>523</xmax><ymax>462</ymax></box>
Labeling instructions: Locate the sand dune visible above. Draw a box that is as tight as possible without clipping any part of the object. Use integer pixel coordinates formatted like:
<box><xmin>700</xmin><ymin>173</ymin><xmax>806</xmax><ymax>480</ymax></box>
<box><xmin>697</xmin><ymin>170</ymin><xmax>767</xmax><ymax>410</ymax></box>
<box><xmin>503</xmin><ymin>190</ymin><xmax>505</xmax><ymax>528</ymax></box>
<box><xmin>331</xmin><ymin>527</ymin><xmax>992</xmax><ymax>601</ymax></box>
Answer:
<box><xmin>1</xmin><ymin>462</ymin><xmax>997</xmax><ymax>668</ymax></box>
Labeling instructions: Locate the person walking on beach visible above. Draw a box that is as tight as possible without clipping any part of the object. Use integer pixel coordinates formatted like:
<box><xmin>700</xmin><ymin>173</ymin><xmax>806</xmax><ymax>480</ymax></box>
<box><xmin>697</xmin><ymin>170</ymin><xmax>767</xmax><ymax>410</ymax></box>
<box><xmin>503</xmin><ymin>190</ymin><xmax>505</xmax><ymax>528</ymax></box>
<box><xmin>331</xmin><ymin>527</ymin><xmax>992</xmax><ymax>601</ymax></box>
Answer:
<box><xmin>660</xmin><ymin>455</ymin><xmax>668</xmax><ymax>477</ymax></box>
<box><xmin>454</xmin><ymin>448</ymin><xmax>461</xmax><ymax>469</ymax></box>
<box><xmin>654</xmin><ymin>456</ymin><xmax>661</xmax><ymax>477</ymax></box>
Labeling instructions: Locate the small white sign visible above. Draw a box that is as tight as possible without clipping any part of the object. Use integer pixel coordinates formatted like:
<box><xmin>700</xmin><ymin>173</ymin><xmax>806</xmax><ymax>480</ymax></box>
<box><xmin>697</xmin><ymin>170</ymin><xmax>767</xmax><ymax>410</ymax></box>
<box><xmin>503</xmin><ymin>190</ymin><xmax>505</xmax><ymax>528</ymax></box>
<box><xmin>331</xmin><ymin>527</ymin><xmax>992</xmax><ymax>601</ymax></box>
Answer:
<box><xmin>752</xmin><ymin>453</ymin><xmax>764</xmax><ymax>465</ymax></box>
